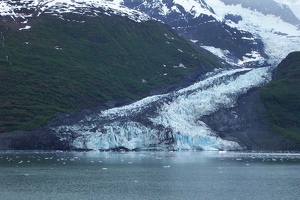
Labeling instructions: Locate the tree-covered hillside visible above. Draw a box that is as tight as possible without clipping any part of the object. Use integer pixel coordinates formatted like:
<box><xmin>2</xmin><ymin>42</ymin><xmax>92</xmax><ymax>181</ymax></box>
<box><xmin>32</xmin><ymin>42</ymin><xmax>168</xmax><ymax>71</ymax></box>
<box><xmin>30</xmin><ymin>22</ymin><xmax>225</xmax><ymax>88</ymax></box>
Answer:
<box><xmin>0</xmin><ymin>13</ymin><xmax>220</xmax><ymax>133</ymax></box>
<box><xmin>260</xmin><ymin>51</ymin><xmax>300</xmax><ymax>147</ymax></box>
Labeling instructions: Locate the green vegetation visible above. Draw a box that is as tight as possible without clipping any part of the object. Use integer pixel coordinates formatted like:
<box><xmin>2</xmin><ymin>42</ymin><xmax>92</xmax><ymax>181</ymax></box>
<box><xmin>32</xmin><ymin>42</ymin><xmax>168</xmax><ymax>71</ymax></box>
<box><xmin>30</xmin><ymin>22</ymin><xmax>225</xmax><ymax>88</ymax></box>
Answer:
<box><xmin>0</xmin><ymin>14</ymin><xmax>220</xmax><ymax>132</ymax></box>
<box><xmin>260</xmin><ymin>51</ymin><xmax>300</xmax><ymax>146</ymax></box>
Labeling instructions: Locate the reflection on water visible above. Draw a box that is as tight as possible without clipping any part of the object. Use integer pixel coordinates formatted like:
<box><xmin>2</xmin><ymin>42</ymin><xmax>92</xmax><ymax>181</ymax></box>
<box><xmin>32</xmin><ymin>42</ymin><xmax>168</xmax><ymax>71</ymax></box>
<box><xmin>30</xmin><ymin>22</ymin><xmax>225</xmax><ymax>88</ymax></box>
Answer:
<box><xmin>0</xmin><ymin>151</ymin><xmax>299</xmax><ymax>200</ymax></box>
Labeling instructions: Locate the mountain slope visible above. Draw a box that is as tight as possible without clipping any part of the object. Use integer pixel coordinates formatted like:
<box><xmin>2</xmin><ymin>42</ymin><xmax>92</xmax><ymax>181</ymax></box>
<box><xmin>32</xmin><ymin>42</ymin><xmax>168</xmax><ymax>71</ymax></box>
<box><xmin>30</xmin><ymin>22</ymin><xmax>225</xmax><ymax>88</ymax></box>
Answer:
<box><xmin>260</xmin><ymin>51</ymin><xmax>300</xmax><ymax>147</ymax></box>
<box><xmin>202</xmin><ymin>0</ymin><xmax>300</xmax><ymax>66</ymax></box>
<box><xmin>273</xmin><ymin>0</ymin><xmax>300</xmax><ymax>20</ymax></box>
<box><xmin>1</xmin><ymin>0</ymin><xmax>299</xmax><ymax>151</ymax></box>
<box><xmin>121</xmin><ymin>0</ymin><xmax>300</xmax><ymax>66</ymax></box>
<box><xmin>221</xmin><ymin>0</ymin><xmax>300</xmax><ymax>26</ymax></box>
<box><xmin>0</xmin><ymin>0</ymin><xmax>151</xmax><ymax>23</ymax></box>
<box><xmin>122</xmin><ymin>0</ymin><xmax>266</xmax><ymax>66</ymax></box>
<box><xmin>0</xmin><ymin>13</ymin><xmax>220</xmax><ymax>133</ymax></box>
<box><xmin>2</xmin><ymin>0</ymin><xmax>299</xmax><ymax>66</ymax></box>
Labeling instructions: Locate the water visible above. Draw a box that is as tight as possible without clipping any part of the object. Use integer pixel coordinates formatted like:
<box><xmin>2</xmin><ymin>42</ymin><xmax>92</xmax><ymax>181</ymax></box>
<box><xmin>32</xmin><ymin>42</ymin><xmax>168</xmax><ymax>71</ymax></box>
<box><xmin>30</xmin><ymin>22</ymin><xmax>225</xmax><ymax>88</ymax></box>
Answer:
<box><xmin>0</xmin><ymin>151</ymin><xmax>299</xmax><ymax>200</ymax></box>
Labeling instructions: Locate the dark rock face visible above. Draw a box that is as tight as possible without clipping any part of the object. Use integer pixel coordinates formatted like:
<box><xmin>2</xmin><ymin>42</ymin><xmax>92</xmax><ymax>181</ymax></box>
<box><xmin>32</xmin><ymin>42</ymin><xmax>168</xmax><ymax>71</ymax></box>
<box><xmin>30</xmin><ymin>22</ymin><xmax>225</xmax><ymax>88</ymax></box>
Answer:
<box><xmin>0</xmin><ymin>129</ymin><xmax>68</xmax><ymax>150</ymax></box>
<box><xmin>224</xmin><ymin>14</ymin><xmax>242</xmax><ymax>24</ymax></box>
<box><xmin>201</xmin><ymin>88</ymin><xmax>297</xmax><ymax>150</ymax></box>
<box><xmin>181</xmin><ymin>16</ymin><xmax>265</xmax><ymax>62</ymax></box>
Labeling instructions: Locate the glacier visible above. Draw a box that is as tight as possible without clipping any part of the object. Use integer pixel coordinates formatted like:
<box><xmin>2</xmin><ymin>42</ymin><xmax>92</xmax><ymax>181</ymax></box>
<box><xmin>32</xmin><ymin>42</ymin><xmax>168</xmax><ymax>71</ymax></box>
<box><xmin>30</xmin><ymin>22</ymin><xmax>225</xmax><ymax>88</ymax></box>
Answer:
<box><xmin>52</xmin><ymin>66</ymin><xmax>272</xmax><ymax>151</ymax></box>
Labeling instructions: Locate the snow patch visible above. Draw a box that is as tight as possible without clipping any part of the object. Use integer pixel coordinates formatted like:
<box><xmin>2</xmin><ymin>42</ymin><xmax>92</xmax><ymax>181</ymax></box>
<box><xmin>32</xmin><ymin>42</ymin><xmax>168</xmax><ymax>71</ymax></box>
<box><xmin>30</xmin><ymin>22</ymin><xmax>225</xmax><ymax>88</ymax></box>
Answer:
<box><xmin>201</xmin><ymin>45</ymin><xmax>265</xmax><ymax>67</ymax></box>
<box><xmin>19</xmin><ymin>25</ymin><xmax>31</xmax><ymax>30</ymax></box>
<box><xmin>173</xmin><ymin>0</ymin><xmax>214</xmax><ymax>18</ymax></box>
<box><xmin>173</xmin><ymin>63</ymin><xmax>186</xmax><ymax>68</ymax></box>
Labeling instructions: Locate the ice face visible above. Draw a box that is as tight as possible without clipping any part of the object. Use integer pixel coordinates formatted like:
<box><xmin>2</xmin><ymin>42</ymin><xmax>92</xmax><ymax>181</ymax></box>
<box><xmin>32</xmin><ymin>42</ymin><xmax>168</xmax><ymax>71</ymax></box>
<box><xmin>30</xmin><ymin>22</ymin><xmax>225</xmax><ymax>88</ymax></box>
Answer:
<box><xmin>52</xmin><ymin>67</ymin><xmax>272</xmax><ymax>151</ymax></box>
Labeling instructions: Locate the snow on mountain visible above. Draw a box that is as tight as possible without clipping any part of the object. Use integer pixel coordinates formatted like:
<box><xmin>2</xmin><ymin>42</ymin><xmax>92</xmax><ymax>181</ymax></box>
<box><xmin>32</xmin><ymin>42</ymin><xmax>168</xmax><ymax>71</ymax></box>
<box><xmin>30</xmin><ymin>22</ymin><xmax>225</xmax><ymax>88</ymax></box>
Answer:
<box><xmin>52</xmin><ymin>66</ymin><xmax>272</xmax><ymax>151</ymax></box>
<box><xmin>0</xmin><ymin>0</ymin><xmax>151</xmax><ymax>23</ymax></box>
<box><xmin>205</xmin><ymin>0</ymin><xmax>300</xmax><ymax>66</ymax></box>
<box><xmin>220</xmin><ymin>0</ymin><xmax>300</xmax><ymax>26</ymax></box>
<box><xmin>2</xmin><ymin>0</ymin><xmax>299</xmax><ymax>66</ymax></box>
<box><xmin>121</xmin><ymin>0</ymin><xmax>300</xmax><ymax>66</ymax></box>
<box><xmin>168</xmin><ymin>0</ymin><xmax>215</xmax><ymax>17</ymax></box>
<box><xmin>122</xmin><ymin>0</ymin><xmax>260</xmax><ymax>66</ymax></box>
<box><xmin>273</xmin><ymin>0</ymin><xmax>300</xmax><ymax>19</ymax></box>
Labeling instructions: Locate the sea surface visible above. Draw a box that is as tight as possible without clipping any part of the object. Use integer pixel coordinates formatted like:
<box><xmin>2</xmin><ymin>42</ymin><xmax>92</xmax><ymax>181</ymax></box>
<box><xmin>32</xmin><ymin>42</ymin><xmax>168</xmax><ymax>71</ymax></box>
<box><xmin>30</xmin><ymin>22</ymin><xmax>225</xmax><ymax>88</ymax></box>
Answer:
<box><xmin>0</xmin><ymin>151</ymin><xmax>299</xmax><ymax>200</ymax></box>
